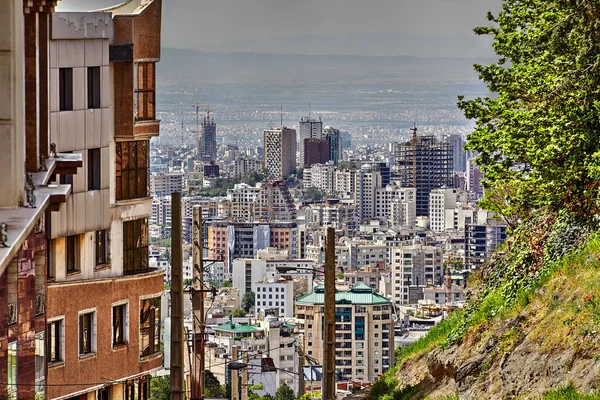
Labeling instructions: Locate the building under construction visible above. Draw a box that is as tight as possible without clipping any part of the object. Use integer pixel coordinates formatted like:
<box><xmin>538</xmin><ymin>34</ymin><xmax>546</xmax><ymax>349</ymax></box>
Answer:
<box><xmin>201</xmin><ymin>115</ymin><xmax>217</xmax><ymax>162</ymax></box>
<box><xmin>395</xmin><ymin>126</ymin><xmax>453</xmax><ymax>216</ymax></box>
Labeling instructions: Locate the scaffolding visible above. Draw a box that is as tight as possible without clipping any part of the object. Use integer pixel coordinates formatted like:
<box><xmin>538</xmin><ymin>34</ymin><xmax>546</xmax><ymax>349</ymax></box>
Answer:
<box><xmin>395</xmin><ymin>126</ymin><xmax>453</xmax><ymax>217</ymax></box>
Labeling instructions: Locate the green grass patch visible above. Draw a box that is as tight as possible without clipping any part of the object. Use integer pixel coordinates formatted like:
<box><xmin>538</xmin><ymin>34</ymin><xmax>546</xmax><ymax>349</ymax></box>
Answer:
<box><xmin>542</xmin><ymin>383</ymin><xmax>600</xmax><ymax>399</ymax></box>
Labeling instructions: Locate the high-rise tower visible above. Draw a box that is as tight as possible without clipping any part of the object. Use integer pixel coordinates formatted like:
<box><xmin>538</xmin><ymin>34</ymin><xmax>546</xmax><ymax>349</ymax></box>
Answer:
<box><xmin>324</xmin><ymin>126</ymin><xmax>343</xmax><ymax>167</ymax></box>
<box><xmin>202</xmin><ymin>115</ymin><xmax>217</xmax><ymax>162</ymax></box>
<box><xmin>299</xmin><ymin>117</ymin><xmax>323</xmax><ymax>167</ymax></box>
<box><xmin>395</xmin><ymin>126</ymin><xmax>453</xmax><ymax>216</ymax></box>
<box><xmin>264</xmin><ymin>127</ymin><xmax>297</xmax><ymax>180</ymax></box>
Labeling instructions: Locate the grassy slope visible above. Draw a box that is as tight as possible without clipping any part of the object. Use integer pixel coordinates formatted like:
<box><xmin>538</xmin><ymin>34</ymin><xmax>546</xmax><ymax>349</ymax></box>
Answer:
<box><xmin>372</xmin><ymin>218</ymin><xmax>600</xmax><ymax>400</ymax></box>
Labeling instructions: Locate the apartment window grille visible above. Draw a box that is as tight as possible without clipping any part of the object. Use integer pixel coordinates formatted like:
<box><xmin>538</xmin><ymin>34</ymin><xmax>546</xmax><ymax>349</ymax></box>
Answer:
<box><xmin>139</xmin><ymin>298</ymin><xmax>160</xmax><ymax>357</ymax></box>
<box><xmin>88</xmin><ymin>66</ymin><xmax>101</xmax><ymax>109</ymax></box>
<box><xmin>116</xmin><ymin>141</ymin><xmax>149</xmax><ymax>200</ymax></box>
<box><xmin>123</xmin><ymin>218</ymin><xmax>149</xmax><ymax>274</ymax></box>
<box><xmin>59</xmin><ymin>68</ymin><xmax>73</xmax><ymax>111</ymax></box>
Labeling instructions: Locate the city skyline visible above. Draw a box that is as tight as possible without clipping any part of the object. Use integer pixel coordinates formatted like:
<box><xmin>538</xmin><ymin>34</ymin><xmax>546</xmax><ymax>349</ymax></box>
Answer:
<box><xmin>58</xmin><ymin>0</ymin><xmax>501</xmax><ymax>58</ymax></box>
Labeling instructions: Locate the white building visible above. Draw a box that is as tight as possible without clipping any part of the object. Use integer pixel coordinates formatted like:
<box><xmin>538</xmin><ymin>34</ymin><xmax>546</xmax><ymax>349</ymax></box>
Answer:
<box><xmin>374</xmin><ymin>184</ymin><xmax>416</xmax><ymax>226</ymax></box>
<box><xmin>356</xmin><ymin>164</ymin><xmax>383</xmax><ymax>221</ymax></box>
<box><xmin>254</xmin><ymin>278</ymin><xmax>295</xmax><ymax>318</ymax></box>
<box><xmin>429</xmin><ymin>188</ymin><xmax>458</xmax><ymax>232</ymax></box>
<box><xmin>150</xmin><ymin>172</ymin><xmax>184</xmax><ymax>197</ymax></box>
<box><xmin>391</xmin><ymin>243</ymin><xmax>444</xmax><ymax>306</ymax></box>
<box><xmin>304</xmin><ymin>162</ymin><xmax>335</xmax><ymax>194</ymax></box>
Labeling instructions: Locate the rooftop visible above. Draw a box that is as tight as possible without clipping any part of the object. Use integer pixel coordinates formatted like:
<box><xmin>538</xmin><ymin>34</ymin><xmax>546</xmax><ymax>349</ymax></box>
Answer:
<box><xmin>296</xmin><ymin>282</ymin><xmax>390</xmax><ymax>306</ymax></box>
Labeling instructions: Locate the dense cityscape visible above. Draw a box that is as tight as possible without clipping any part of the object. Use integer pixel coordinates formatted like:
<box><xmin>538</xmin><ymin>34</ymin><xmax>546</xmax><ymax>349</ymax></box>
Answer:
<box><xmin>0</xmin><ymin>0</ymin><xmax>508</xmax><ymax>400</ymax></box>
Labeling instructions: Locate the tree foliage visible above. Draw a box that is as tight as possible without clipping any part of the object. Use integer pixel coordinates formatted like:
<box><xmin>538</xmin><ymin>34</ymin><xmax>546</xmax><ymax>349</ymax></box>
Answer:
<box><xmin>242</xmin><ymin>291</ymin><xmax>256</xmax><ymax>312</ymax></box>
<box><xmin>275</xmin><ymin>383</ymin><xmax>296</xmax><ymax>400</ymax></box>
<box><xmin>150</xmin><ymin>376</ymin><xmax>170</xmax><ymax>400</ymax></box>
<box><xmin>204</xmin><ymin>369</ymin><xmax>225</xmax><ymax>398</ymax></box>
<box><xmin>458</xmin><ymin>0</ymin><xmax>600</xmax><ymax>219</ymax></box>
<box><xmin>231</xmin><ymin>307</ymin><xmax>246</xmax><ymax>317</ymax></box>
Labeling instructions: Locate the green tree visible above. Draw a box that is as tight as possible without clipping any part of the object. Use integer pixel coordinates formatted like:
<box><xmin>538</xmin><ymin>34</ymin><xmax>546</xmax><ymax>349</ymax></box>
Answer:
<box><xmin>231</xmin><ymin>308</ymin><xmax>246</xmax><ymax>318</ymax></box>
<box><xmin>242</xmin><ymin>291</ymin><xmax>256</xmax><ymax>313</ymax></box>
<box><xmin>458</xmin><ymin>0</ymin><xmax>600</xmax><ymax>218</ymax></box>
<box><xmin>204</xmin><ymin>369</ymin><xmax>225</xmax><ymax>398</ymax></box>
<box><xmin>275</xmin><ymin>383</ymin><xmax>296</xmax><ymax>400</ymax></box>
<box><xmin>222</xmin><ymin>280</ymin><xmax>233</xmax><ymax>288</ymax></box>
<box><xmin>304</xmin><ymin>187</ymin><xmax>325</xmax><ymax>202</ymax></box>
<box><xmin>150</xmin><ymin>376</ymin><xmax>170</xmax><ymax>400</ymax></box>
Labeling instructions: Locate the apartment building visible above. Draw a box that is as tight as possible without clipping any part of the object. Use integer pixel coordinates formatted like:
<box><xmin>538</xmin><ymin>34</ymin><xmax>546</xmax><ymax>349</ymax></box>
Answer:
<box><xmin>264</xmin><ymin>127</ymin><xmax>297</xmax><ymax>180</ymax></box>
<box><xmin>150</xmin><ymin>172</ymin><xmax>184</xmax><ymax>197</ymax></box>
<box><xmin>374</xmin><ymin>184</ymin><xmax>416</xmax><ymax>225</ymax></box>
<box><xmin>0</xmin><ymin>2</ymin><xmax>82</xmax><ymax>398</ymax></box>
<box><xmin>390</xmin><ymin>243</ymin><xmax>444</xmax><ymax>306</ymax></box>
<box><xmin>208</xmin><ymin>222</ymin><xmax>298</xmax><ymax>272</ymax></box>
<box><xmin>254</xmin><ymin>277</ymin><xmax>295</xmax><ymax>318</ymax></box>
<box><xmin>295</xmin><ymin>284</ymin><xmax>394</xmax><ymax>383</ymax></box>
<box><xmin>211</xmin><ymin>319</ymin><xmax>299</xmax><ymax>396</ymax></box>
<box><xmin>46</xmin><ymin>2</ymin><xmax>164</xmax><ymax>398</ymax></box>
<box><xmin>233</xmin><ymin>156</ymin><xmax>263</xmax><ymax>178</ymax></box>
<box><xmin>356</xmin><ymin>164</ymin><xmax>383</xmax><ymax>221</ymax></box>
<box><xmin>255</xmin><ymin>181</ymin><xmax>297</xmax><ymax>223</ymax></box>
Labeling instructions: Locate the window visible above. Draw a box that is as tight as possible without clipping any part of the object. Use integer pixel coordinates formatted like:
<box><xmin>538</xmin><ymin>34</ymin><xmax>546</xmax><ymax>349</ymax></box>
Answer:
<box><xmin>95</xmin><ymin>230</ymin><xmax>108</xmax><ymax>266</ymax></box>
<box><xmin>8</xmin><ymin>341</ymin><xmax>16</xmax><ymax>400</ymax></box>
<box><xmin>66</xmin><ymin>235</ymin><xmax>80</xmax><ymax>274</ymax></box>
<box><xmin>116</xmin><ymin>141</ymin><xmax>149</xmax><ymax>200</ymax></box>
<box><xmin>88</xmin><ymin>66</ymin><xmax>101</xmax><ymax>109</ymax></box>
<box><xmin>59</xmin><ymin>67</ymin><xmax>73</xmax><ymax>111</ymax></box>
<box><xmin>88</xmin><ymin>148</ymin><xmax>101</xmax><ymax>191</ymax></box>
<box><xmin>47</xmin><ymin>319</ymin><xmax>63</xmax><ymax>363</ymax></box>
<box><xmin>123</xmin><ymin>219</ymin><xmax>149</xmax><ymax>275</ymax></box>
<box><xmin>140</xmin><ymin>298</ymin><xmax>160</xmax><ymax>357</ymax></box>
<box><xmin>135</xmin><ymin>62</ymin><xmax>156</xmax><ymax>120</ymax></box>
<box><xmin>125</xmin><ymin>376</ymin><xmax>149</xmax><ymax>400</ymax></box>
<box><xmin>113</xmin><ymin>303</ymin><xmax>127</xmax><ymax>346</ymax></box>
<box><xmin>79</xmin><ymin>311</ymin><xmax>95</xmax><ymax>355</ymax></box>
<box><xmin>35</xmin><ymin>331</ymin><xmax>45</xmax><ymax>398</ymax></box>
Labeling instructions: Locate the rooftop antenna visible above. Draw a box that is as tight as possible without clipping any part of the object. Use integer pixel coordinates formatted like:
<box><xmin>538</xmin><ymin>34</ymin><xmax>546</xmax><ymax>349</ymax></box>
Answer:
<box><xmin>308</xmin><ymin>102</ymin><xmax>311</xmax><ymax>119</ymax></box>
<box><xmin>181</xmin><ymin>109</ymin><xmax>184</xmax><ymax>147</ymax></box>
<box><xmin>280</xmin><ymin>105</ymin><xmax>283</xmax><ymax>128</ymax></box>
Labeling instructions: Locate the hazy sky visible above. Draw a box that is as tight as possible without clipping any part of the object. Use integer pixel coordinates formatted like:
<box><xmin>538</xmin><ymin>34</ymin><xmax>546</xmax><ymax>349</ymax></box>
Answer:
<box><xmin>58</xmin><ymin>0</ymin><xmax>501</xmax><ymax>57</ymax></box>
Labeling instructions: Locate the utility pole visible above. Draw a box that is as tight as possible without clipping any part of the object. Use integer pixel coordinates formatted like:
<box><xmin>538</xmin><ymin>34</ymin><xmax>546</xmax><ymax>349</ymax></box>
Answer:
<box><xmin>323</xmin><ymin>226</ymin><xmax>336</xmax><ymax>400</ymax></box>
<box><xmin>170</xmin><ymin>192</ymin><xmax>185</xmax><ymax>400</ymax></box>
<box><xmin>232</xmin><ymin>345</ymin><xmax>240</xmax><ymax>400</ymax></box>
<box><xmin>192</xmin><ymin>206</ymin><xmax>205</xmax><ymax>399</ymax></box>
<box><xmin>298</xmin><ymin>342</ymin><xmax>305</xmax><ymax>398</ymax></box>
<box><xmin>241</xmin><ymin>351</ymin><xmax>249</xmax><ymax>400</ymax></box>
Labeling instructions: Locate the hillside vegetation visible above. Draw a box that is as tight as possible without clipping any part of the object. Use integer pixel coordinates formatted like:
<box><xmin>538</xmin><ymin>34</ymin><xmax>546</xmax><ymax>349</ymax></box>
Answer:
<box><xmin>372</xmin><ymin>213</ymin><xmax>600</xmax><ymax>399</ymax></box>
<box><xmin>372</xmin><ymin>0</ymin><xmax>600</xmax><ymax>398</ymax></box>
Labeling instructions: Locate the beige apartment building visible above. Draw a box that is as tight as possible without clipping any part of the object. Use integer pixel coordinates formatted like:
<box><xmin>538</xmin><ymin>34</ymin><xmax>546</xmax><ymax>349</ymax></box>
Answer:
<box><xmin>295</xmin><ymin>284</ymin><xmax>394</xmax><ymax>384</ymax></box>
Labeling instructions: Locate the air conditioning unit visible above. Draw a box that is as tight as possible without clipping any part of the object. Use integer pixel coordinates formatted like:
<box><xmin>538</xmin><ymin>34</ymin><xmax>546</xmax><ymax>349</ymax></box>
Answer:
<box><xmin>8</xmin><ymin>303</ymin><xmax>17</xmax><ymax>325</ymax></box>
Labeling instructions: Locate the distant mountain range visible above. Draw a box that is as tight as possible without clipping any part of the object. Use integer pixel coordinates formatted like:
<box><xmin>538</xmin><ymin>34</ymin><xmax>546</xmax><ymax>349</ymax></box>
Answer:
<box><xmin>158</xmin><ymin>48</ymin><xmax>496</xmax><ymax>85</ymax></box>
